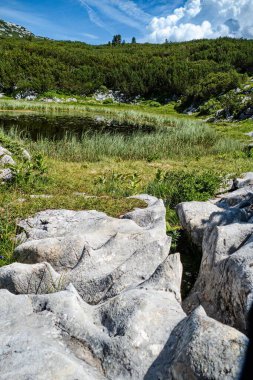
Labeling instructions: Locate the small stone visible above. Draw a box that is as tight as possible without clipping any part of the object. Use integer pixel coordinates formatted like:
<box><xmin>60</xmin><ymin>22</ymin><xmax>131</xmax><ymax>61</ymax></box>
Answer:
<box><xmin>0</xmin><ymin>154</ymin><xmax>15</xmax><ymax>166</ymax></box>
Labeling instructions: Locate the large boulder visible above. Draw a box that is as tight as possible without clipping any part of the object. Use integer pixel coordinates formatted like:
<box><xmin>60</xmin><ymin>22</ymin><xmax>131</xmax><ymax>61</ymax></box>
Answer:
<box><xmin>0</xmin><ymin>288</ymin><xmax>106</xmax><ymax>380</ymax></box>
<box><xmin>176</xmin><ymin>201</ymin><xmax>221</xmax><ymax>247</ymax></box>
<box><xmin>13</xmin><ymin>196</ymin><xmax>171</xmax><ymax>304</ymax></box>
<box><xmin>0</xmin><ymin>253</ymin><xmax>186</xmax><ymax>380</ymax></box>
<box><xmin>0</xmin><ymin>266</ymin><xmax>247</xmax><ymax>380</ymax></box>
<box><xmin>184</xmin><ymin>225</ymin><xmax>253</xmax><ymax>332</ymax></box>
<box><xmin>145</xmin><ymin>306</ymin><xmax>248</xmax><ymax>380</ymax></box>
<box><xmin>178</xmin><ymin>173</ymin><xmax>253</xmax><ymax>332</ymax></box>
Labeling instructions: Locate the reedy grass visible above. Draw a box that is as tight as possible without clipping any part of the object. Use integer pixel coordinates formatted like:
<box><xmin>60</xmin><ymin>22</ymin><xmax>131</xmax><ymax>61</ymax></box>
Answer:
<box><xmin>0</xmin><ymin>99</ymin><xmax>191</xmax><ymax>130</ymax></box>
<box><xmin>25</xmin><ymin>124</ymin><xmax>243</xmax><ymax>162</ymax></box>
<box><xmin>2</xmin><ymin>118</ymin><xmax>243</xmax><ymax>162</ymax></box>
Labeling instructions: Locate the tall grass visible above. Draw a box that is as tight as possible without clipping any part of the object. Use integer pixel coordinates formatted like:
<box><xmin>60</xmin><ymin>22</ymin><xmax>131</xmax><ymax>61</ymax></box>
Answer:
<box><xmin>6</xmin><ymin>123</ymin><xmax>242</xmax><ymax>162</ymax></box>
<box><xmin>0</xmin><ymin>99</ymin><xmax>192</xmax><ymax>129</ymax></box>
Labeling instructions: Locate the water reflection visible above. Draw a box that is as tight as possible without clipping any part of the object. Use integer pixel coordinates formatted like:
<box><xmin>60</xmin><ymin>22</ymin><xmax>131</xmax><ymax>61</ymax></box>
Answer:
<box><xmin>0</xmin><ymin>112</ymin><xmax>154</xmax><ymax>140</ymax></box>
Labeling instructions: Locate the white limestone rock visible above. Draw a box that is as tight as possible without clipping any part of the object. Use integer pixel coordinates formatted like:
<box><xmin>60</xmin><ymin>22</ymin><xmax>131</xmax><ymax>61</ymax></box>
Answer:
<box><xmin>145</xmin><ymin>306</ymin><xmax>248</xmax><ymax>380</ymax></box>
<box><xmin>14</xmin><ymin>196</ymin><xmax>171</xmax><ymax>304</ymax></box>
<box><xmin>0</xmin><ymin>262</ymin><xmax>63</xmax><ymax>295</ymax></box>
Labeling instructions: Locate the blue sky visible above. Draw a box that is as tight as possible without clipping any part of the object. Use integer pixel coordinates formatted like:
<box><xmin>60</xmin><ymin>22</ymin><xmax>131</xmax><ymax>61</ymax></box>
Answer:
<box><xmin>1</xmin><ymin>1</ymin><xmax>252</xmax><ymax>44</ymax></box>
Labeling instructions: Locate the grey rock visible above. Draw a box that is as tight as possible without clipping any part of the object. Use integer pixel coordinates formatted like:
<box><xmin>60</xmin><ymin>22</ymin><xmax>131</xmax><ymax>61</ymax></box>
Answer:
<box><xmin>145</xmin><ymin>306</ymin><xmax>248</xmax><ymax>380</ymax></box>
<box><xmin>22</xmin><ymin>148</ymin><xmax>31</xmax><ymax>160</ymax></box>
<box><xmin>0</xmin><ymin>154</ymin><xmax>16</xmax><ymax>166</ymax></box>
<box><xmin>239</xmin><ymin>107</ymin><xmax>253</xmax><ymax>120</ymax></box>
<box><xmin>0</xmin><ymin>253</ymin><xmax>185</xmax><ymax>380</ymax></box>
<box><xmin>176</xmin><ymin>201</ymin><xmax>221</xmax><ymax>247</ymax></box>
<box><xmin>216</xmin><ymin>108</ymin><xmax>225</xmax><ymax>118</ymax></box>
<box><xmin>0</xmin><ymin>146</ymin><xmax>11</xmax><ymax>156</ymax></box>
<box><xmin>0</xmin><ymin>191</ymin><xmax>249</xmax><ymax>379</ymax></box>
<box><xmin>184</xmin><ymin>223</ymin><xmax>253</xmax><ymax>331</ymax></box>
<box><xmin>235</xmin><ymin>87</ymin><xmax>242</xmax><ymax>94</ymax></box>
<box><xmin>177</xmin><ymin>196</ymin><xmax>250</xmax><ymax>249</ymax></box>
<box><xmin>0</xmin><ymin>288</ymin><xmax>106</xmax><ymax>380</ymax></box>
<box><xmin>205</xmin><ymin>116</ymin><xmax>216</xmax><ymax>123</ymax></box>
<box><xmin>123</xmin><ymin>194</ymin><xmax>167</xmax><ymax>232</ymax></box>
<box><xmin>0</xmin><ymin>168</ymin><xmax>13</xmax><ymax>181</ymax></box>
<box><xmin>0</xmin><ymin>144</ymin><xmax>30</xmax><ymax>182</ymax></box>
<box><xmin>245</xmin><ymin>131</ymin><xmax>253</xmax><ymax>137</ymax></box>
<box><xmin>14</xmin><ymin>196</ymin><xmax>171</xmax><ymax>304</ymax></box>
<box><xmin>183</xmin><ymin>105</ymin><xmax>198</xmax><ymax>115</ymax></box>
<box><xmin>216</xmin><ymin>185</ymin><xmax>253</xmax><ymax>208</ymax></box>
<box><xmin>179</xmin><ymin>177</ymin><xmax>253</xmax><ymax>332</ymax></box>
<box><xmin>233</xmin><ymin>172</ymin><xmax>253</xmax><ymax>189</ymax></box>
<box><xmin>0</xmin><ymin>262</ymin><xmax>63</xmax><ymax>295</ymax></box>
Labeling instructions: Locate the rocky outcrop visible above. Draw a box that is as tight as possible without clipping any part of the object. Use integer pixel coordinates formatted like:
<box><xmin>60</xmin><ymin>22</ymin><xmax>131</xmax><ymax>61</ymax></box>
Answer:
<box><xmin>0</xmin><ymin>253</ymin><xmax>187</xmax><ymax>380</ymax></box>
<box><xmin>176</xmin><ymin>201</ymin><xmax>221</xmax><ymax>247</ymax></box>
<box><xmin>0</xmin><ymin>287</ymin><xmax>106</xmax><ymax>380</ymax></box>
<box><xmin>0</xmin><ymin>274</ymin><xmax>247</xmax><ymax>380</ymax></box>
<box><xmin>178</xmin><ymin>174</ymin><xmax>253</xmax><ymax>332</ymax></box>
<box><xmin>0</xmin><ymin>195</ymin><xmax>249</xmax><ymax>379</ymax></box>
<box><xmin>13</xmin><ymin>195</ymin><xmax>171</xmax><ymax>304</ymax></box>
<box><xmin>145</xmin><ymin>306</ymin><xmax>247</xmax><ymax>380</ymax></box>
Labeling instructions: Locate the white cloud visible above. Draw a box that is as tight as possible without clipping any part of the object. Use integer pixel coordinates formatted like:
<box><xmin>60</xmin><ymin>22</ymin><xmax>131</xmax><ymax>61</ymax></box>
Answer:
<box><xmin>79</xmin><ymin>0</ymin><xmax>150</xmax><ymax>32</ymax></box>
<box><xmin>148</xmin><ymin>0</ymin><xmax>253</xmax><ymax>42</ymax></box>
<box><xmin>0</xmin><ymin>6</ymin><xmax>53</xmax><ymax>28</ymax></box>
<box><xmin>82</xmin><ymin>33</ymin><xmax>99</xmax><ymax>39</ymax></box>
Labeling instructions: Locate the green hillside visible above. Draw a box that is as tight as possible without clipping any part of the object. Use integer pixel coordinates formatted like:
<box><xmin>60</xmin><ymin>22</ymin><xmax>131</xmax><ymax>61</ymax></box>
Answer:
<box><xmin>0</xmin><ymin>35</ymin><xmax>252</xmax><ymax>102</ymax></box>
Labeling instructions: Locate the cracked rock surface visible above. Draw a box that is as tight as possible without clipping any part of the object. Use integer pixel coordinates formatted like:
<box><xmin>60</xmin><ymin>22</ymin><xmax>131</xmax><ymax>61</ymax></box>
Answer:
<box><xmin>0</xmin><ymin>195</ymin><xmax>249</xmax><ymax>379</ymax></box>
<box><xmin>178</xmin><ymin>173</ymin><xmax>253</xmax><ymax>333</ymax></box>
<box><xmin>13</xmin><ymin>195</ymin><xmax>171</xmax><ymax>304</ymax></box>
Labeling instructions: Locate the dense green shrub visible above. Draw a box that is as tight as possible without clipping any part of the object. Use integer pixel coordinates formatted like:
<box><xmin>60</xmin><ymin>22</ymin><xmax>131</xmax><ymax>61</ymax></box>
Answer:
<box><xmin>221</xmin><ymin>91</ymin><xmax>253</xmax><ymax>117</ymax></box>
<box><xmin>140</xmin><ymin>100</ymin><xmax>161</xmax><ymax>107</ymax></box>
<box><xmin>146</xmin><ymin>169</ymin><xmax>222</xmax><ymax>207</ymax></box>
<box><xmin>0</xmin><ymin>37</ymin><xmax>252</xmax><ymax>102</ymax></box>
<box><xmin>199</xmin><ymin>98</ymin><xmax>221</xmax><ymax>115</ymax></box>
<box><xmin>103</xmin><ymin>98</ymin><xmax>114</xmax><ymax>104</ymax></box>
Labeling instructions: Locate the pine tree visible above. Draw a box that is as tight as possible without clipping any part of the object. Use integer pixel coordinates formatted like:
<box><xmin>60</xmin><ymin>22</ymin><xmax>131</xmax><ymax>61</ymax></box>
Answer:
<box><xmin>112</xmin><ymin>35</ymin><xmax>122</xmax><ymax>45</ymax></box>
<box><xmin>131</xmin><ymin>37</ymin><xmax>136</xmax><ymax>44</ymax></box>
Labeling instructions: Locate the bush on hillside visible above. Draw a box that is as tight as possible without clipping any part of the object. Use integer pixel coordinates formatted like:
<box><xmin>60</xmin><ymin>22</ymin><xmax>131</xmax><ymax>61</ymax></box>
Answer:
<box><xmin>146</xmin><ymin>169</ymin><xmax>222</xmax><ymax>208</ymax></box>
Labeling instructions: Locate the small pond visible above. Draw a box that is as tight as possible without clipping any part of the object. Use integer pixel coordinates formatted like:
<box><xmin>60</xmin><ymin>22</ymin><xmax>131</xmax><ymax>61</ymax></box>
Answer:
<box><xmin>0</xmin><ymin>112</ymin><xmax>154</xmax><ymax>140</ymax></box>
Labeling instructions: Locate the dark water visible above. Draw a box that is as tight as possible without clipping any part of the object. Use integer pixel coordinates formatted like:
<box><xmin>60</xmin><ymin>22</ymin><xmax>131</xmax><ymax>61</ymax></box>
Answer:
<box><xmin>0</xmin><ymin>112</ymin><xmax>154</xmax><ymax>140</ymax></box>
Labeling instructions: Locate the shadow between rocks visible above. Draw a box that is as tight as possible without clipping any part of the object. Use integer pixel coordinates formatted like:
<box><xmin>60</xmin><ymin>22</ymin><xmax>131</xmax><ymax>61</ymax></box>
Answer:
<box><xmin>144</xmin><ymin>317</ymin><xmax>186</xmax><ymax>380</ymax></box>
